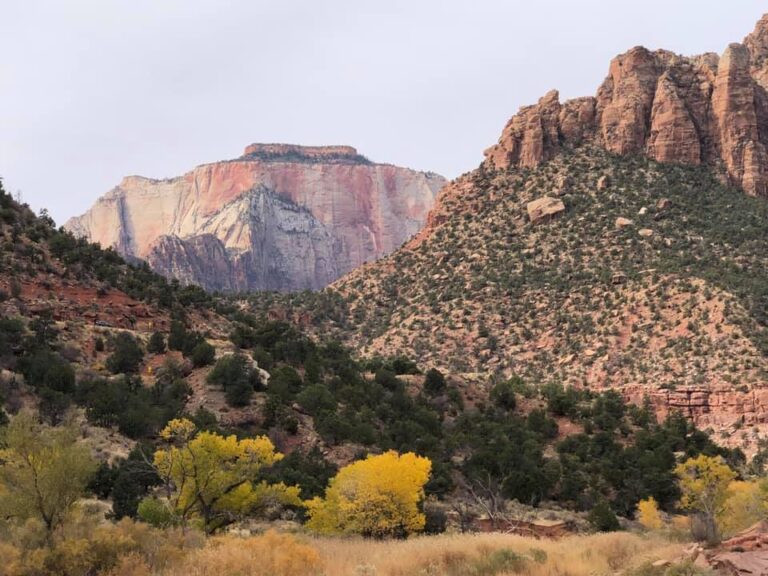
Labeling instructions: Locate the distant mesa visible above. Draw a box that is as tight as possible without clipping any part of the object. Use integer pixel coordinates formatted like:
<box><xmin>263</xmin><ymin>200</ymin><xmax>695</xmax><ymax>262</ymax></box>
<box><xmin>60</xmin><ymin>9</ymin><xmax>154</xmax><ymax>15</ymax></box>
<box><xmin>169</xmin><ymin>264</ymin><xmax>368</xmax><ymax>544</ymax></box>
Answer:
<box><xmin>240</xmin><ymin>143</ymin><xmax>371</xmax><ymax>164</ymax></box>
<box><xmin>65</xmin><ymin>144</ymin><xmax>446</xmax><ymax>292</ymax></box>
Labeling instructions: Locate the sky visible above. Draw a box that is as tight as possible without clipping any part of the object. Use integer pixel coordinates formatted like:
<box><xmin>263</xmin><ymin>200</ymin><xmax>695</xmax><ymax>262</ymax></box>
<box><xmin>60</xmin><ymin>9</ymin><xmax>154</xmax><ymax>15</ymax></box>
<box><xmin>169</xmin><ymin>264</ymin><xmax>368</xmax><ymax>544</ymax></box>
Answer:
<box><xmin>1</xmin><ymin>1</ymin><xmax>767</xmax><ymax>225</ymax></box>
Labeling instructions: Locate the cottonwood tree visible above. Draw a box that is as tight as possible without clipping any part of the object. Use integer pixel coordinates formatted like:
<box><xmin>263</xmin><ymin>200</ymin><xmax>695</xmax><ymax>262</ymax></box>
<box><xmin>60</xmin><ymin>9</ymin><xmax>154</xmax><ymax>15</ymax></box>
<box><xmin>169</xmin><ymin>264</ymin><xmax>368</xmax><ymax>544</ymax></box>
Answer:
<box><xmin>0</xmin><ymin>412</ymin><xmax>96</xmax><ymax>545</ymax></box>
<box><xmin>306</xmin><ymin>450</ymin><xmax>431</xmax><ymax>538</ymax></box>
<box><xmin>151</xmin><ymin>418</ymin><xmax>299</xmax><ymax>534</ymax></box>
<box><xmin>675</xmin><ymin>454</ymin><xmax>736</xmax><ymax>544</ymax></box>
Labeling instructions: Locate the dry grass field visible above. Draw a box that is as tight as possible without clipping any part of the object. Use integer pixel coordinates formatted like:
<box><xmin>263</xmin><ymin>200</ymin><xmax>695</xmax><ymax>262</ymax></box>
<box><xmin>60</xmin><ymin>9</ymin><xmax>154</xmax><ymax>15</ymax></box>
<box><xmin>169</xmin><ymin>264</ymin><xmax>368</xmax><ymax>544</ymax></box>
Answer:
<box><xmin>145</xmin><ymin>529</ymin><xmax>688</xmax><ymax>576</ymax></box>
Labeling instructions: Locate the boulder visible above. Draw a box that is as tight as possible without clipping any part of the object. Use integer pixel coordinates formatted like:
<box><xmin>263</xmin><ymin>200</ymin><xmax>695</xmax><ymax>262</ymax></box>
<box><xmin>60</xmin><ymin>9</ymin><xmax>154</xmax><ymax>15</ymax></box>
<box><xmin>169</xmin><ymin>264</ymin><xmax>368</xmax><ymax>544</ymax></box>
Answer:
<box><xmin>527</xmin><ymin>197</ymin><xmax>566</xmax><ymax>224</ymax></box>
<box><xmin>615</xmin><ymin>217</ymin><xmax>633</xmax><ymax>229</ymax></box>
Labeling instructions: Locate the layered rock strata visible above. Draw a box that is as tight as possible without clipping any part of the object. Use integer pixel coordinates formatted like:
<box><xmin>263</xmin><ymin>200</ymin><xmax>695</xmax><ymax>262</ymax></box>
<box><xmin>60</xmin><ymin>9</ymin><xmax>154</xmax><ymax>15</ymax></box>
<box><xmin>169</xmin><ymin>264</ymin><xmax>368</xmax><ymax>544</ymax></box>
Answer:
<box><xmin>66</xmin><ymin>145</ymin><xmax>445</xmax><ymax>292</ymax></box>
<box><xmin>485</xmin><ymin>15</ymin><xmax>768</xmax><ymax>197</ymax></box>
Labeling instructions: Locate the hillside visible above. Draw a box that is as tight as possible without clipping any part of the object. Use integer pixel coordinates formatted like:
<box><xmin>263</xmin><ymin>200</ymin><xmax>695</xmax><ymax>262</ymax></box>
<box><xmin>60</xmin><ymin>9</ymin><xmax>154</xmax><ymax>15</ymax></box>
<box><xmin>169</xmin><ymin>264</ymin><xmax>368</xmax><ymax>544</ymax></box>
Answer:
<box><xmin>65</xmin><ymin>143</ymin><xmax>446</xmax><ymax>292</ymax></box>
<box><xmin>1</xmin><ymin>176</ymin><xmax>748</xmax><ymax>529</ymax></box>
<box><xmin>243</xmin><ymin>15</ymin><xmax>768</xmax><ymax>454</ymax></box>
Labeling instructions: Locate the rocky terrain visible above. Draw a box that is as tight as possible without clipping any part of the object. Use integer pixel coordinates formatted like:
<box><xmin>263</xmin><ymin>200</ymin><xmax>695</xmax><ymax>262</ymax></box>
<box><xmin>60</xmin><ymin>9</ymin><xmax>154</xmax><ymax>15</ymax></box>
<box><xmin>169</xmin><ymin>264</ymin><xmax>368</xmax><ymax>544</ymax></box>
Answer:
<box><xmin>485</xmin><ymin>15</ymin><xmax>768</xmax><ymax>197</ymax></box>
<box><xmin>248</xmin><ymin>15</ymin><xmax>768</xmax><ymax>455</ymax></box>
<box><xmin>66</xmin><ymin>144</ymin><xmax>445</xmax><ymax>292</ymax></box>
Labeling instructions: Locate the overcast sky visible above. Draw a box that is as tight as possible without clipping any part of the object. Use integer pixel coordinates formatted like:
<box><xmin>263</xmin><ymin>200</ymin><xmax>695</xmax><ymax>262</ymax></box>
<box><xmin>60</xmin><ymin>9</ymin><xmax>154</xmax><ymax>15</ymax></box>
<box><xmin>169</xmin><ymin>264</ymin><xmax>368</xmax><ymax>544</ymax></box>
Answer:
<box><xmin>2</xmin><ymin>1</ymin><xmax>766</xmax><ymax>224</ymax></box>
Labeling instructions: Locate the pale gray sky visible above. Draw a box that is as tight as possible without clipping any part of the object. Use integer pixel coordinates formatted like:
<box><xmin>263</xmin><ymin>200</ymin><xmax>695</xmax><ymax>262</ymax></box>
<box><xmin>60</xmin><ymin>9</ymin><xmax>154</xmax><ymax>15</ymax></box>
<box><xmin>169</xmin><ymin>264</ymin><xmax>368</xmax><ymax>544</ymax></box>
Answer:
<box><xmin>1</xmin><ymin>1</ymin><xmax>766</xmax><ymax>224</ymax></box>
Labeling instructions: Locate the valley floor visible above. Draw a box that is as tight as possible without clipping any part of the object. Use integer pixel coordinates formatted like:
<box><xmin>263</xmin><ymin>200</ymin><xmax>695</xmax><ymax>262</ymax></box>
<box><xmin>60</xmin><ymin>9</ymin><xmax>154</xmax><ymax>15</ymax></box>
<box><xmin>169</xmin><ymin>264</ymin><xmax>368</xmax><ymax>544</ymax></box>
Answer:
<box><xmin>309</xmin><ymin>531</ymin><xmax>685</xmax><ymax>576</ymax></box>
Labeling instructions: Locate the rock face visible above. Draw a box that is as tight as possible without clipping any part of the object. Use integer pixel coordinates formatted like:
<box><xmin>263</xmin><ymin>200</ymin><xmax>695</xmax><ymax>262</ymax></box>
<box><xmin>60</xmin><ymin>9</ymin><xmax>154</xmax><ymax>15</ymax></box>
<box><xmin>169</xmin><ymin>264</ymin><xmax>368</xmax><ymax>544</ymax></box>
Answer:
<box><xmin>66</xmin><ymin>144</ymin><xmax>446</xmax><ymax>292</ymax></box>
<box><xmin>526</xmin><ymin>196</ymin><xmax>565</xmax><ymax>224</ymax></box>
<box><xmin>484</xmin><ymin>15</ymin><xmax>768</xmax><ymax>197</ymax></box>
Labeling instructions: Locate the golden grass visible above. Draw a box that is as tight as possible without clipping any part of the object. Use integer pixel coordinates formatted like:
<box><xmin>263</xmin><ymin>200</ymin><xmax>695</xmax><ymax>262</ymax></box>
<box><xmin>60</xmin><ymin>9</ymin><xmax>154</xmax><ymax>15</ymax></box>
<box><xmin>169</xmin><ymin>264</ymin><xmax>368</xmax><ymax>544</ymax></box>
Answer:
<box><xmin>0</xmin><ymin>516</ymin><xmax>688</xmax><ymax>576</ymax></box>
<box><xmin>312</xmin><ymin>531</ymin><xmax>686</xmax><ymax>576</ymax></box>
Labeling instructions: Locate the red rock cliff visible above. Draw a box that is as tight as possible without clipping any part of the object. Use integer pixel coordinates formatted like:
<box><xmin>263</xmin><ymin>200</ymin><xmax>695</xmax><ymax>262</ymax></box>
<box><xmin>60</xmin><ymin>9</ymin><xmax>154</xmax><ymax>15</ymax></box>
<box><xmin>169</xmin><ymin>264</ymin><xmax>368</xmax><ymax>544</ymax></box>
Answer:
<box><xmin>484</xmin><ymin>15</ymin><xmax>768</xmax><ymax>197</ymax></box>
<box><xmin>65</xmin><ymin>145</ymin><xmax>446</xmax><ymax>292</ymax></box>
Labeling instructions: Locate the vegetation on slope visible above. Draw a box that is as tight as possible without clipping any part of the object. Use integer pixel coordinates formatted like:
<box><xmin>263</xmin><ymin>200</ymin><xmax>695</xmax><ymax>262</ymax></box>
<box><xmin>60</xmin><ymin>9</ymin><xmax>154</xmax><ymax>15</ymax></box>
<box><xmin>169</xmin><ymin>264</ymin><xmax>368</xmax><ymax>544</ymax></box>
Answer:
<box><xmin>253</xmin><ymin>148</ymin><xmax>768</xmax><ymax>391</ymax></box>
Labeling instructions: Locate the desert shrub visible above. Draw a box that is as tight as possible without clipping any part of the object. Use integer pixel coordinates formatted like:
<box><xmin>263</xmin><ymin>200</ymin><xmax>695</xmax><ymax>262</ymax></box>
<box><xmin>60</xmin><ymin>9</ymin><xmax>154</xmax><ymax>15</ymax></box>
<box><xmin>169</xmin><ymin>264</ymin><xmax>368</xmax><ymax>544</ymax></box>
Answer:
<box><xmin>206</xmin><ymin>353</ymin><xmax>261</xmax><ymax>407</ymax></box>
<box><xmin>106</xmin><ymin>333</ymin><xmax>144</xmax><ymax>375</ymax></box>
<box><xmin>190</xmin><ymin>341</ymin><xmax>215</xmax><ymax>368</ymax></box>
<box><xmin>423</xmin><ymin>368</ymin><xmax>446</xmax><ymax>396</ymax></box>
<box><xmin>147</xmin><ymin>332</ymin><xmax>166</xmax><ymax>354</ymax></box>
<box><xmin>490</xmin><ymin>379</ymin><xmax>517</xmax><ymax>411</ymax></box>
<box><xmin>589</xmin><ymin>500</ymin><xmax>621</xmax><ymax>532</ymax></box>
<box><xmin>472</xmin><ymin>548</ymin><xmax>528</xmax><ymax>575</ymax></box>
<box><xmin>137</xmin><ymin>498</ymin><xmax>175</xmax><ymax>528</ymax></box>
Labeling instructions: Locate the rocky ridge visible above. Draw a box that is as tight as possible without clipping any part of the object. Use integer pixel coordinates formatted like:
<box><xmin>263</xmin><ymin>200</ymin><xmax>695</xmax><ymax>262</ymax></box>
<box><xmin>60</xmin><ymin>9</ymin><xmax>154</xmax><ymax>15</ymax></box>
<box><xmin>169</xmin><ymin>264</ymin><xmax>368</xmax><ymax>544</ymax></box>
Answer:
<box><xmin>484</xmin><ymin>15</ymin><xmax>768</xmax><ymax>197</ymax></box>
<box><xmin>245</xmin><ymin>15</ymin><xmax>768</xmax><ymax>454</ymax></box>
<box><xmin>66</xmin><ymin>145</ymin><xmax>445</xmax><ymax>292</ymax></box>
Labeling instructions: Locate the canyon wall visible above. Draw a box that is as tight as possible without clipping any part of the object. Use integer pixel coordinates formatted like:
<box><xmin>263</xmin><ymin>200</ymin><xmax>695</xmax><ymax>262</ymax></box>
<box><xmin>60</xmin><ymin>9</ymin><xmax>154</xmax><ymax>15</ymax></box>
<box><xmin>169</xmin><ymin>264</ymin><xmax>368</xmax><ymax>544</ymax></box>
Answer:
<box><xmin>484</xmin><ymin>15</ymin><xmax>768</xmax><ymax>197</ymax></box>
<box><xmin>66</xmin><ymin>144</ymin><xmax>445</xmax><ymax>292</ymax></box>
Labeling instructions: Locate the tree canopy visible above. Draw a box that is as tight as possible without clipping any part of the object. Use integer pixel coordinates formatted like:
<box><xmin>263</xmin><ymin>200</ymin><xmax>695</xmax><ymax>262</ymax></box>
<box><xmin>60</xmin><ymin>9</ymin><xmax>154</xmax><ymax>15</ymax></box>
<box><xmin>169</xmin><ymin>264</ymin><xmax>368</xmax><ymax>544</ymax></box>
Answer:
<box><xmin>305</xmin><ymin>451</ymin><xmax>431</xmax><ymax>538</ymax></box>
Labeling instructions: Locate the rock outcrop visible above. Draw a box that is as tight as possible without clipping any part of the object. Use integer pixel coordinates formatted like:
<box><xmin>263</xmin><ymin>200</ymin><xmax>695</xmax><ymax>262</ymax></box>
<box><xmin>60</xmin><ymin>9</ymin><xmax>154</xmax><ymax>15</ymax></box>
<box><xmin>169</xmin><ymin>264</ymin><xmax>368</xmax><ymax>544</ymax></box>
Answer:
<box><xmin>66</xmin><ymin>145</ymin><xmax>446</xmax><ymax>292</ymax></box>
<box><xmin>484</xmin><ymin>15</ymin><xmax>768</xmax><ymax>197</ymax></box>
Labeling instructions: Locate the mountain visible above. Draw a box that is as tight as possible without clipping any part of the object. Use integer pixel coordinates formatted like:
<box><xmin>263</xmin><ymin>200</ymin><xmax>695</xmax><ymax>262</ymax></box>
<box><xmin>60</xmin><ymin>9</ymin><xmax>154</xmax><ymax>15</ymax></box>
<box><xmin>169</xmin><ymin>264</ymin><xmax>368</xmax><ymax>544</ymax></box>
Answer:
<box><xmin>485</xmin><ymin>15</ymin><xmax>768</xmax><ymax>197</ymax></box>
<box><xmin>65</xmin><ymin>144</ymin><xmax>445</xmax><ymax>292</ymax></box>
<box><xmin>250</xmin><ymin>14</ymin><xmax>768</xmax><ymax>454</ymax></box>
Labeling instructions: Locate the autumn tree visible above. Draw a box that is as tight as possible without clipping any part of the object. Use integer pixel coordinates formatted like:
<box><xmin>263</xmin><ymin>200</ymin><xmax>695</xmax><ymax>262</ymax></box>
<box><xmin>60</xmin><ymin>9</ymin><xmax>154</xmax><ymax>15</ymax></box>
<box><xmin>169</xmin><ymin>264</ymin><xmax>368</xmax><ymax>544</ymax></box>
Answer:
<box><xmin>0</xmin><ymin>412</ymin><xmax>97</xmax><ymax>544</ymax></box>
<box><xmin>151</xmin><ymin>418</ymin><xmax>300</xmax><ymax>534</ymax></box>
<box><xmin>636</xmin><ymin>497</ymin><xmax>664</xmax><ymax>530</ymax></box>
<box><xmin>675</xmin><ymin>454</ymin><xmax>736</xmax><ymax>543</ymax></box>
<box><xmin>305</xmin><ymin>450</ymin><xmax>432</xmax><ymax>538</ymax></box>
<box><xmin>719</xmin><ymin>480</ymin><xmax>768</xmax><ymax>538</ymax></box>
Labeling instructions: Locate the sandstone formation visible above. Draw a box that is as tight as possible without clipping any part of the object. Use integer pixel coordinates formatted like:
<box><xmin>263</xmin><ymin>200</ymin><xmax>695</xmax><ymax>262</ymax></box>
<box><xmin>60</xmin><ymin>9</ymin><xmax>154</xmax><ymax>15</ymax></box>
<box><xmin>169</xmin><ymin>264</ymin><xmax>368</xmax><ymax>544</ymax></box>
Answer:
<box><xmin>66</xmin><ymin>144</ymin><xmax>446</xmax><ymax>292</ymax></box>
<box><xmin>484</xmin><ymin>15</ymin><xmax>768</xmax><ymax>197</ymax></box>
<box><xmin>526</xmin><ymin>196</ymin><xmax>565</xmax><ymax>224</ymax></box>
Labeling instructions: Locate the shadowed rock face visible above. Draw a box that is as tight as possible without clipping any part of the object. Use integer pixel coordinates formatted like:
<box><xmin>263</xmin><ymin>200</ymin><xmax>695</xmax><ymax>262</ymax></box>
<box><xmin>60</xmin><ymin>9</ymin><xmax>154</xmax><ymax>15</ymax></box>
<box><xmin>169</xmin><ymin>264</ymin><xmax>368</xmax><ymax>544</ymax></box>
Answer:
<box><xmin>484</xmin><ymin>14</ymin><xmax>768</xmax><ymax>197</ymax></box>
<box><xmin>66</xmin><ymin>145</ymin><xmax>446</xmax><ymax>292</ymax></box>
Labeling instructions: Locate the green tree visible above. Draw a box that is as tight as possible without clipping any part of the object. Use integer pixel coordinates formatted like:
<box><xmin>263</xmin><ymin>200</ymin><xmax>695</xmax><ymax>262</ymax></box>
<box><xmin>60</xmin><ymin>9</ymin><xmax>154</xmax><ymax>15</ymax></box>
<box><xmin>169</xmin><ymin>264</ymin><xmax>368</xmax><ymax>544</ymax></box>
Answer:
<box><xmin>106</xmin><ymin>332</ymin><xmax>144</xmax><ymax>374</ymax></box>
<box><xmin>423</xmin><ymin>368</ymin><xmax>446</xmax><ymax>396</ymax></box>
<box><xmin>207</xmin><ymin>353</ymin><xmax>261</xmax><ymax>407</ymax></box>
<box><xmin>0</xmin><ymin>413</ymin><xmax>97</xmax><ymax>544</ymax></box>
<box><xmin>147</xmin><ymin>331</ymin><xmax>166</xmax><ymax>354</ymax></box>
<box><xmin>588</xmin><ymin>499</ymin><xmax>620</xmax><ymax>532</ymax></box>
<box><xmin>490</xmin><ymin>379</ymin><xmax>517</xmax><ymax>411</ymax></box>
<box><xmin>167</xmin><ymin>320</ymin><xmax>187</xmax><ymax>351</ymax></box>
<box><xmin>190</xmin><ymin>341</ymin><xmax>216</xmax><ymax>367</ymax></box>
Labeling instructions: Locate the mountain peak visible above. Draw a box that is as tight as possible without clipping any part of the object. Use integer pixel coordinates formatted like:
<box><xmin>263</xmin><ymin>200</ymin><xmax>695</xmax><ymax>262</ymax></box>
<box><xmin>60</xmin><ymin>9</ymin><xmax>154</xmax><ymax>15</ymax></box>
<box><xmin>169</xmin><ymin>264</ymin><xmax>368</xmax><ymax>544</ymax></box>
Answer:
<box><xmin>484</xmin><ymin>14</ymin><xmax>768</xmax><ymax>197</ymax></box>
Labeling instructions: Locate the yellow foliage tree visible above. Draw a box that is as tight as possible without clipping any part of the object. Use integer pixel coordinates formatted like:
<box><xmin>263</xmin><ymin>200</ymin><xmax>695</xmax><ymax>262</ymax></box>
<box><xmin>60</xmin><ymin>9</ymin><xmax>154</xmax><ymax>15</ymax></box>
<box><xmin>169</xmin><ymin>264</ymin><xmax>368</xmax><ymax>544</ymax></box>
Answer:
<box><xmin>636</xmin><ymin>497</ymin><xmax>664</xmax><ymax>530</ymax></box>
<box><xmin>675</xmin><ymin>454</ymin><xmax>736</xmax><ymax>543</ymax></box>
<box><xmin>0</xmin><ymin>412</ymin><xmax>96</xmax><ymax>545</ymax></box>
<box><xmin>719</xmin><ymin>480</ymin><xmax>767</xmax><ymax>538</ymax></box>
<box><xmin>153</xmin><ymin>418</ymin><xmax>300</xmax><ymax>534</ymax></box>
<box><xmin>305</xmin><ymin>451</ymin><xmax>431</xmax><ymax>538</ymax></box>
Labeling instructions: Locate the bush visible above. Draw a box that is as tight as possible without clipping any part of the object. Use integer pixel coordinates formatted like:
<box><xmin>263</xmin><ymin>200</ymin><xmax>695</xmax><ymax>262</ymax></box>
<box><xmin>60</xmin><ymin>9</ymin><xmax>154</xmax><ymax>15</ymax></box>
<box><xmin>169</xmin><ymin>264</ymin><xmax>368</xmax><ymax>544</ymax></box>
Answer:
<box><xmin>190</xmin><ymin>341</ymin><xmax>215</xmax><ymax>368</ymax></box>
<box><xmin>147</xmin><ymin>332</ymin><xmax>166</xmax><ymax>354</ymax></box>
<box><xmin>167</xmin><ymin>320</ymin><xmax>187</xmax><ymax>351</ymax></box>
<box><xmin>137</xmin><ymin>497</ymin><xmax>175</xmax><ymax>528</ymax></box>
<box><xmin>106</xmin><ymin>333</ymin><xmax>144</xmax><ymax>374</ymax></box>
<box><xmin>589</xmin><ymin>500</ymin><xmax>621</xmax><ymax>532</ymax></box>
<box><xmin>423</xmin><ymin>368</ymin><xmax>446</xmax><ymax>396</ymax></box>
<box><xmin>472</xmin><ymin>548</ymin><xmax>528</xmax><ymax>575</ymax></box>
<box><xmin>490</xmin><ymin>379</ymin><xmax>517</xmax><ymax>411</ymax></box>
<box><xmin>206</xmin><ymin>354</ymin><xmax>261</xmax><ymax>407</ymax></box>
